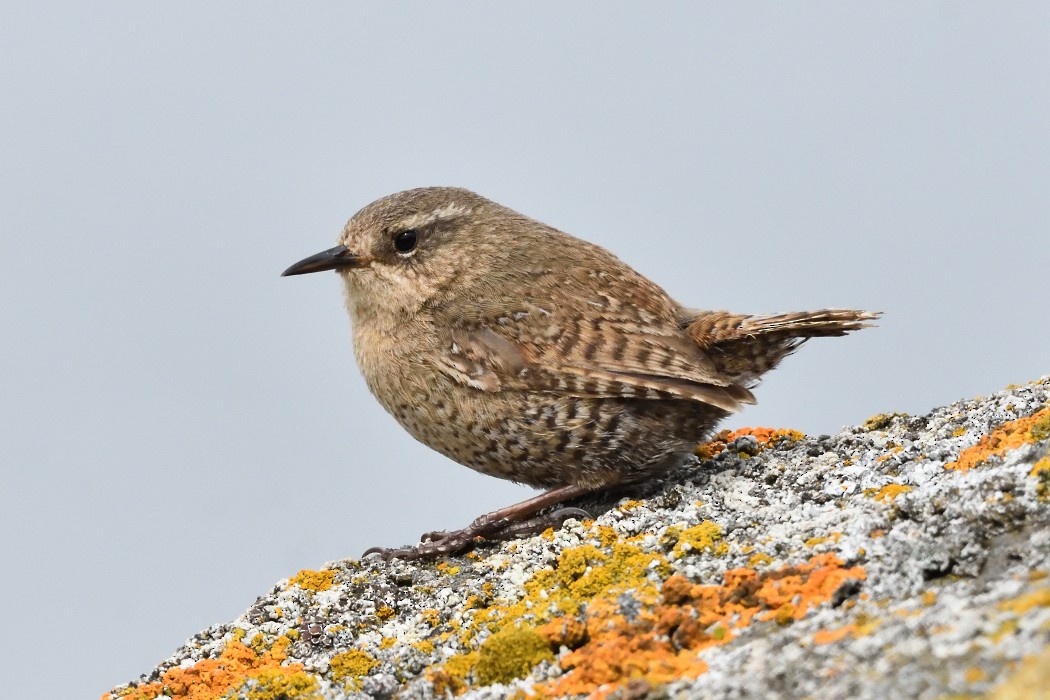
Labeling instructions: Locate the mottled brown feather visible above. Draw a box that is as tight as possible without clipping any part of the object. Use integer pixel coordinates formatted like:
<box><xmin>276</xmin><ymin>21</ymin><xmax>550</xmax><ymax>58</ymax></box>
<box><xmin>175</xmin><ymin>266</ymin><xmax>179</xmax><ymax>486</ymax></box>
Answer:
<box><xmin>428</xmin><ymin>232</ymin><xmax>756</xmax><ymax>412</ymax></box>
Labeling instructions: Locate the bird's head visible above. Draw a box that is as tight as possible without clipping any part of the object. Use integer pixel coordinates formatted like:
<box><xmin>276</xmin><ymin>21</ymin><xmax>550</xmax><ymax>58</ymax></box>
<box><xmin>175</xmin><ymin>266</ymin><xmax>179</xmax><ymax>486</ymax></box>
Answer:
<box><xmin>283</xmin><ymin>187</ymin><xmax>515</xmax><ymax>326</ymax></box>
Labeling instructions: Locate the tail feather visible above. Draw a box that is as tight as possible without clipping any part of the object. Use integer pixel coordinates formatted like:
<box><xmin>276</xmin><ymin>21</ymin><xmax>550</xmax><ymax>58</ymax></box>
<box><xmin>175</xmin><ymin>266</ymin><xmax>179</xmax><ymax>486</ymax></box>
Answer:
<box><xmin>738</xmin><ymin>309</ymin><xmax>880</xmax><ymax>337</ymax></box>
<box><xmin>682</xmin><ymin>308</ymin><xmax>880</xmax><ymax>386</ymax></box>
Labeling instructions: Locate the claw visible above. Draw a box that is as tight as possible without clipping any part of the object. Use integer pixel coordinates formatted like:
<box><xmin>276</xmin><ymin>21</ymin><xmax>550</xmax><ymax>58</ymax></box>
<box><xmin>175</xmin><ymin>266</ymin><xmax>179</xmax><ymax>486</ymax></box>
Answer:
<box><xmin>548</xmin><ymin>507</ymin><xmax>591</xmax><ymax>523</ymax></box>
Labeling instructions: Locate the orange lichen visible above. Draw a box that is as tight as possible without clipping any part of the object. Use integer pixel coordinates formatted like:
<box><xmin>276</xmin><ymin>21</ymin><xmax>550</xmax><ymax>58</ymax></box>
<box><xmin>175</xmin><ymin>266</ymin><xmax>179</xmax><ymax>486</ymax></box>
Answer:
<box><xmin>289</xmin><ymin>569</ymin><xmax>336</xmax><ymax>592</ymax></box>
<box><xmin>537</xmin><ymin>553</ymin><xmax>865</xmax><ymax>698</ymax></box>
<box><xmin>965</xmin><ymin>666</ymin><xmax>989</xmax><ymax>684</ymax></box>
<box><xmin>538</xmin><ymin>616</ymin><xmax>589</xmax><ymax>650</ymax></box>
<box><xmin>751</xmin><ymin>555</ymin><xmax>867</xmax><ymax>622</ymax></box>
<box><xmin>813</xmin><ymin>625</ymin><xmax>858</xmax><ymax>645</ymax></box>
<box><xmin>102</xmin><ymin>637</ymin><xmax>310</xmax><ymax>700</ymax></box>
<box><xmin>946</xmin><ymin>406</ymin><xmax>1050</xmax><ymax>471</ymax></box>
<box><xmin>876</xmin><ymin>445</ymin><xmax>904</xmax><ymax>462</ymax></box>
<box><xmin>871</xmin><ymin>484</ymin><xmax>912</xmax><ymax>503</ymax></box>
<box><xmin>695</xmin><ymin>427</ymin><xmax>804</xmax><ymax>459</ymax></box>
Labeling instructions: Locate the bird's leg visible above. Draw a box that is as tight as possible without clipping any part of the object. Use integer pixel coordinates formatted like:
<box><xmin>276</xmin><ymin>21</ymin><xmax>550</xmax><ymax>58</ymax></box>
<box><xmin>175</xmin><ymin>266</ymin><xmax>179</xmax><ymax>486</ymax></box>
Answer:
<box><xmin>363</xmin><ymin>484</ymin><xmax>596</xmax><ymax>561</ymax></box>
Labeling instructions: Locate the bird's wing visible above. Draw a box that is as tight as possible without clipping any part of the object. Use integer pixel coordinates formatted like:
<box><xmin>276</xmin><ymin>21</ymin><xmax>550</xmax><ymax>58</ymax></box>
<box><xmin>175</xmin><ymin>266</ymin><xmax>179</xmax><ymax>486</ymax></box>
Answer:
<box><xmin>429</xmin><ymin>290</ymin><xmax>755</xmax><ymax>413</ymax></box>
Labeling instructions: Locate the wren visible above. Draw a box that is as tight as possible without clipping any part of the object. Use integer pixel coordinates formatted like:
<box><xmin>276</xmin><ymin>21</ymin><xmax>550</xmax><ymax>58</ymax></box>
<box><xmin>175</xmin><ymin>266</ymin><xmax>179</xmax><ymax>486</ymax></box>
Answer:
<box><xmin>283</xmin><ymin>187</ymin><xmax>877</xmax><ymax>559</ymax></box>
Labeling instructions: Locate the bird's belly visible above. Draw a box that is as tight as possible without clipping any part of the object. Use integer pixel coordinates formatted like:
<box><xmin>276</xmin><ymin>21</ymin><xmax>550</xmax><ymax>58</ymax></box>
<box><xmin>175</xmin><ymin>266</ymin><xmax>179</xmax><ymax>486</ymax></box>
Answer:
<box><xmin>379</xmin><ymin>381</ymin><xmax>726</xmax><ymax>489</ymax></box>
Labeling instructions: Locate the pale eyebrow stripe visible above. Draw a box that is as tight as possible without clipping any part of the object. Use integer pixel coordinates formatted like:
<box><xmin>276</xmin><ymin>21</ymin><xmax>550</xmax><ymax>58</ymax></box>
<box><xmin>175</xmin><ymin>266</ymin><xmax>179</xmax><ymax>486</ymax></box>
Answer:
<box><xmin>398</xmin><ymin>203</ymin><xmax>473</xmax><ymax>230</ymax></box>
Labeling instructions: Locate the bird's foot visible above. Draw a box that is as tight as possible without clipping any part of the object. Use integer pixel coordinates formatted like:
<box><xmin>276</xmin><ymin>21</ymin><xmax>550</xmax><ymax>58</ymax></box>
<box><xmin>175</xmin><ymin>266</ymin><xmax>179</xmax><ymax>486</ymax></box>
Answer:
<box><xmin>361</xmin><ymin>483</ymin><xmax>598</xmax><ymax>561</ymax></box>
<box><xmin>361</xmin><ymin>507</ymin><xmax>592</xmax><ymax>561</ymax></box>
<box><xmin>361</xmin><ymin>512</ymin><xmax>508</xmax><ymax>561</ymax></box>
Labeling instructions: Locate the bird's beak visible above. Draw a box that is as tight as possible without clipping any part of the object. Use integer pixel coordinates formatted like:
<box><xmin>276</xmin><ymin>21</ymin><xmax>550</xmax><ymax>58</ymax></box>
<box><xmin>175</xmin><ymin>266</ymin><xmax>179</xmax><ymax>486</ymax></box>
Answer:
<box><xmin>281</xmin><ymin>245</ymin><xmax>365</xmax><ymax>276</ymax></box>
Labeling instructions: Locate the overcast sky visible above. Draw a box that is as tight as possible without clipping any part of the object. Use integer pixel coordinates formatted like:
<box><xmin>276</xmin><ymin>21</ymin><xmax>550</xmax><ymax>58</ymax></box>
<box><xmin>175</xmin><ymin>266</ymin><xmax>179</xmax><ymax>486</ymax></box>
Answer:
<box><xmin>2</xmin><ymin>3</ymin><xmax>1048</xmax><ymax>697</ymax></box>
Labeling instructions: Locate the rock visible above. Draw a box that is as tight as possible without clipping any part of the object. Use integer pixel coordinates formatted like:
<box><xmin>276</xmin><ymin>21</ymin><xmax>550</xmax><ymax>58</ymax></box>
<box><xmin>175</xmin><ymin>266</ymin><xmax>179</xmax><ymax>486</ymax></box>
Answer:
<box><xmin>104</xmin><ymin>378</ymin><xmax>1050</xmax><ymax>700</ymax></box>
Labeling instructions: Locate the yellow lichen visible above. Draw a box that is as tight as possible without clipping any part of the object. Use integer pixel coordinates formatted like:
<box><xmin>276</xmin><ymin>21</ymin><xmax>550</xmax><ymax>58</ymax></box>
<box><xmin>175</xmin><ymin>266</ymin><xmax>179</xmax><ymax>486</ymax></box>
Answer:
<box><xmin>988</xmin><ymin>645</ymin><xmax>1050</xmax><ymax>700</ymax></box>
<box><xmin>864</xmin><ymin>413</ymin><xmax>905</xmax><ymax>431</ymax></box>
<box><xmin>474</xmin><ymin>626</ymin><xmax>555</xmax><ymax>685</ymax></box>
<box><xmin>671</xmin><ymin>521</ymin><xmax>723</xmax><ymax>557</ymax></box>
<box><xmin>412</xmin><ymin>639</ymin><xmax>435</xmax><ymax>654</ymax></box>
<box><xmin>244</xmin><ymin>668</ymin><xmax>320</xmax><ymax>700</ymax></box>
<box><xmin>329</xmin><ymin>649</ymin><xmax>377</xmax><ymax>688</ymax></box>
<box><xmin>1032</xmin><ymin>412</ymin><xmax>1050</xmax><ymax>442</ymax></box>
<box><xmin>429</xmin><ymin>651</ymin><xmax>478</xmax><ymax>696</ymax></box>
<box><xmin>289</xmin><ymin>569</ymin><xmax>336</xmax><ymax>592</ymax></box>
<box><xmin>998</xmin><ymin>587</ymin><xmax>1050</xmax><ymax>615</ymax></box>
<box><xmin>376</xmin><ymin>605</ymin><xmax>395</xmax><ymax>621</ymax></box>
<box><xmin>249</xmin><ymin>633</ymin><xmax>267</xmax><ymax>653</ymax></box>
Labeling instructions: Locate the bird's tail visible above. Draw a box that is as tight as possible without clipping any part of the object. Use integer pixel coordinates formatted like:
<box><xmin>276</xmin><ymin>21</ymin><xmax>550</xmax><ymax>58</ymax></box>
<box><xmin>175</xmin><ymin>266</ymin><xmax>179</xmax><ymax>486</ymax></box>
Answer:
<box><xmin>682</xmin><ymin>308</ymin><xmax>880</xmax><ymax>386</ymax></box>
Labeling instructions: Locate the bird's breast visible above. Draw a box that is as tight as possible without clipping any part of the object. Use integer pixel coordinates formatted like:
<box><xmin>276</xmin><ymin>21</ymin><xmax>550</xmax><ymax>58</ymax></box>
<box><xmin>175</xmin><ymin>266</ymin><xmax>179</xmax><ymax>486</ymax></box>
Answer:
<box><xmin>350</xmin><ymin>317</ymin><xmax>446</xmax><ymax>415</ymax></box>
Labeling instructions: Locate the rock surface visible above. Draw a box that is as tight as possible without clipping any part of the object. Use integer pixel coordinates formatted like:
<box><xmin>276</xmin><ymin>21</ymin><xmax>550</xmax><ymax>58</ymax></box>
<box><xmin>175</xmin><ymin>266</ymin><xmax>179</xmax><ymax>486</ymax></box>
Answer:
<box><xmin>105</xmin><ymin>379</ymin><xmax>1050</xmax><ymax>700</ymax></box>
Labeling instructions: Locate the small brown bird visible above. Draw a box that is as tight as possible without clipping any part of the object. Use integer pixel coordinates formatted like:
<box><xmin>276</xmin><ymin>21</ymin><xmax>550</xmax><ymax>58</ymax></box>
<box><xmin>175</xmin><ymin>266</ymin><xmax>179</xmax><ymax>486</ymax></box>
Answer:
<box><xmin>283</xmin><ymin>187</ymin><xmax>876</xmax><ymax>559</ymax></box>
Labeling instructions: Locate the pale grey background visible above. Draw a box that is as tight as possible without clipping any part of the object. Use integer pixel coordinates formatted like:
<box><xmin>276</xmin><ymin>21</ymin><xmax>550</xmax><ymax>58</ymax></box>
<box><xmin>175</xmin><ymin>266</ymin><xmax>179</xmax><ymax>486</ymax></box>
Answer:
<box><xmin>1</xmin><ymin>3</ymin><xmax>1047</xmax><ymax>697</ymax></box>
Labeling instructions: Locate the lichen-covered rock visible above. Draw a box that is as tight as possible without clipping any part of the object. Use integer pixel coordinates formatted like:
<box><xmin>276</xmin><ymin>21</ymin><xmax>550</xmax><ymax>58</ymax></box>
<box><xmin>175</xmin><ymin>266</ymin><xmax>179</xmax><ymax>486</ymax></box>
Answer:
<box><xmin>104</xmin><ymin>379</ymin><xmax>1050</xmax><ymax>700</ymax></box>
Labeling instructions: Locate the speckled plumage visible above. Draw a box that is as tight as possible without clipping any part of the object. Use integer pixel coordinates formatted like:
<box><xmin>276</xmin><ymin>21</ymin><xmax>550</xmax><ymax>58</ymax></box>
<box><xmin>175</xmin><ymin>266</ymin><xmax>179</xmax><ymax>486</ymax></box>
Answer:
<box><xmin>284</xmin><ymin>187</ymin><xmax>877</xmax><ymax>557</ymax></box>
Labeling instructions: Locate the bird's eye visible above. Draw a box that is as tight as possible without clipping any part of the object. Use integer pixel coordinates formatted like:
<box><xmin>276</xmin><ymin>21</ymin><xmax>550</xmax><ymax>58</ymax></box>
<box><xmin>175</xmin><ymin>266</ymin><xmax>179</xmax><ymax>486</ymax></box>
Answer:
<box><xmin>393</xmin><ymin>229</ymin><xmax>418</xmax><ymax>254</ymax></box>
